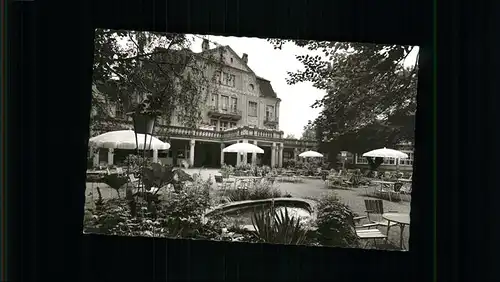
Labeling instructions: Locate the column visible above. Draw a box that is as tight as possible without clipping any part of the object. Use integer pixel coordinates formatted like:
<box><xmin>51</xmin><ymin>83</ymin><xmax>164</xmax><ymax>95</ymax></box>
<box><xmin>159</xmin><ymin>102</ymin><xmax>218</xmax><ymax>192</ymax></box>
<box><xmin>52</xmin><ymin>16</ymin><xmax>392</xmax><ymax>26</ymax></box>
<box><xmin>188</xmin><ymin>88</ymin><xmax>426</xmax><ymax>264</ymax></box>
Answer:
<box><xmin>242</xmin><ymin>139</ymin><xmax>248</xmax><ymax>164</ymax></box>
<box><xmin>293</xmin><ymin>148</ymin><xmax>299</xmax><ymax>161</ymax></box>
<box><xmin>107</xmin><ymin>148</ymin><xmax>114</xmax><ymax>166</ymax></box>
<box><xmin>271</xmin><ymin>143</ymin><xmax>276</xmax><ymax>167</ymax></box>
<box><xmin>252</xmin><ymin>140</ymin><xmax>258</xmax><ymax>165</ymax></box>
<box><xmin>153</xmin><ymin>149</ymin><xmax>158</xmax><ymax>163</ymax></box>
<box><xmin>236</xmin><ymin>141</ymin><xmax>241</xmax><ymax>166</ymax></box>
<box><xmin>220</xmin><ymin>143</ymin><xmax>225</xmax><ymax>166</ymax></box>
<box><xmin>189</xmin><ymin>139</ymin><xmax>196</xmax><ymax>168</ymax></box>
<box><xmin>278</xmin><ymin>143</ymin><xmax>284</xmax><ymax>168</ymax></box>
<box><xmin>93</xmin><ymin>149</ymin><xmax>100</xmax><ymax>167</ymax></box>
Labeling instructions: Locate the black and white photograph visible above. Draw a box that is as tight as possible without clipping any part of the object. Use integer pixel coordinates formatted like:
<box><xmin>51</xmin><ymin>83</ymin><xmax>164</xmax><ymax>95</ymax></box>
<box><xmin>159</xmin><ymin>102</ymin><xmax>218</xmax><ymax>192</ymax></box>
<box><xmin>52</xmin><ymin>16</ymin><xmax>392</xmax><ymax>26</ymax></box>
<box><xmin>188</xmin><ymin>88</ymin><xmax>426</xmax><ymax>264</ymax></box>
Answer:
<box><xmin>84</xmin><ymin>29</ymin><xmax>418</xmax><ymax>251</ymax></box>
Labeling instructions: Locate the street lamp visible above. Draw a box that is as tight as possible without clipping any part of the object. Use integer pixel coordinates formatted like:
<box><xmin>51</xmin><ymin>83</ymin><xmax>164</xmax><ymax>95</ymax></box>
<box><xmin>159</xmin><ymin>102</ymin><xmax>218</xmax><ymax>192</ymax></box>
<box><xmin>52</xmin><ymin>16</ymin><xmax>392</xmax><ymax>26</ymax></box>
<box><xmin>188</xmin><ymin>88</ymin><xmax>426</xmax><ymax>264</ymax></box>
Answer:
<box><xmin>341</xmin><ymin>151</ymin><xmax>347</xmax><ymax>170</ymax></box>
<box><xmin>127</xmin><ymin>111</ymin><xmax>159</xmax><ymax>193</ymax></box>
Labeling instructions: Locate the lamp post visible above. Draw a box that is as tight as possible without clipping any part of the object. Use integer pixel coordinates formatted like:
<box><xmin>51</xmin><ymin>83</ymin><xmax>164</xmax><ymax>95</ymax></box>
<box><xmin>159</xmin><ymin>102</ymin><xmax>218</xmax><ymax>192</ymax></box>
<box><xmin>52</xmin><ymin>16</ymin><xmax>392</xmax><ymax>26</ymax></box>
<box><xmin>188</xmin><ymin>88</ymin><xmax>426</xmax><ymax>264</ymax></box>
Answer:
<box><xmin>341</xmin><ymin>151</ymin><xmax>347</xmax><ymax>171</ymax></box>
<box><xmin>127</xmin><ymin>111</ymin><xmax>158</xmax><ymax>193</ymax></box>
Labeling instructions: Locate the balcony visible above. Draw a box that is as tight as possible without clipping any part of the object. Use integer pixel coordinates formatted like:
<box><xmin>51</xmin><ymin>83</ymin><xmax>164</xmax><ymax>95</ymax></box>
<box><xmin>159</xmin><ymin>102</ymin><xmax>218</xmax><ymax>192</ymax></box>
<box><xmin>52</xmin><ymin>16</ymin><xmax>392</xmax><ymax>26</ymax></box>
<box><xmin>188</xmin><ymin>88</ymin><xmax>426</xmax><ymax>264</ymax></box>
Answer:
<box><xmin>222</xmin><ymin>126</ymin><xmax>283</xmax><ymax>141</ymax></box>
<box><xmin>163</xmin><ymin>125</ymin><xmax>223</xmax><ymax>139</ymax></box>
<box><xmin>207</xmin><ymin>106</ymin><xmax>242</xmax><ymax>120</ymax></box>
<box><xmin>283</xmin><ymin>138</ymin><xmax>318</xmax><ymax>148</ymax></box>
<box><xmin>264</xmin><ymin>116</ymin><xmax>279</xmax><ymax>126</ymax></box>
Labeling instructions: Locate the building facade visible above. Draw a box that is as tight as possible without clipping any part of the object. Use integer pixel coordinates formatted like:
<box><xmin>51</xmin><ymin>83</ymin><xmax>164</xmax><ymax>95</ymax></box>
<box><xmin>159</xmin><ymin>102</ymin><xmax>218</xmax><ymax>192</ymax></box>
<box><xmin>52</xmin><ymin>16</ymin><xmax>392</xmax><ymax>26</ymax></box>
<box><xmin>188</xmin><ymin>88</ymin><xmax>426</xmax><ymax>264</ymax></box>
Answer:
<box><xmin>91</xmin><ymin>40</ymin><xmax>317</xmax><ymax>168</ymax></box>
<box><xmin>351</xmin><ymin>142</ymin><xmax>414</xmax><ymax>171</ymax></box>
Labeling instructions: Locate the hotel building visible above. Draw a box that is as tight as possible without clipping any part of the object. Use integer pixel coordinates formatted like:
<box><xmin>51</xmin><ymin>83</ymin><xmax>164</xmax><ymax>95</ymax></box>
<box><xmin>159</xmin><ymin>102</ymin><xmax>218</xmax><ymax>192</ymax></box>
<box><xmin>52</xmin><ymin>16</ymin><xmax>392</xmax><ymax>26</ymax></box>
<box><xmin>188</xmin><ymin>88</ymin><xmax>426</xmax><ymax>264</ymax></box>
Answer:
<box><xmin>91</xmin><ymin>39</ymin><xmax>317</xmax><ymax>168</ymax></box>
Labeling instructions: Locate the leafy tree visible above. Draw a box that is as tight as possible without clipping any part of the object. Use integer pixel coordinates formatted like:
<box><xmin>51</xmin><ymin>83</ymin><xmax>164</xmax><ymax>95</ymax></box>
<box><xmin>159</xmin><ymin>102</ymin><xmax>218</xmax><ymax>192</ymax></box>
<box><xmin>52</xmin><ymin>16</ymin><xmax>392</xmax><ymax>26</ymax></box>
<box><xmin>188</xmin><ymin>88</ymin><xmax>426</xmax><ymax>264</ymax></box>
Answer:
<box><xmin>91</xmin><ymin>30</ymin><xmax>223</xmax><ymax>135</ymax></box>
<box><xmin>268</xmin><ymin>39</ymin><xmax>418</xmax><ymax>156</ymax></box>
<box><xmin>285</xmin><ymin>133</ymin><xmax>296</xmax><ymax>139</ymax></box>
<box><xmin>300</xmin><ymin>120</ymin><xmax>317</xmax><ymax>141</ymax></box>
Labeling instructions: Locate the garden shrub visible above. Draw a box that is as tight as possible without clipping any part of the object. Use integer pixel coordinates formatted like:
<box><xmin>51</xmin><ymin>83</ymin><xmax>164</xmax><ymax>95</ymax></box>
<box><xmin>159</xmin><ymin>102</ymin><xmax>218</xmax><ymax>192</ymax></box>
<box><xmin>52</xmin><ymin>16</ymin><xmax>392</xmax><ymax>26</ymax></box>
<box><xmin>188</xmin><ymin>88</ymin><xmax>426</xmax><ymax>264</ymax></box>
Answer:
<box><xmin>83</xmin><ymin>178</ymin><xmax>231</xmax><ymax>240</ymax></box>
<box><xmin>124</xmin><ymin>154</ymin><xmax>153</xmax><ymax>174</ymax></box>
<box><xmin>313</xmin><ymin>193</ymin><xmax>359</xmax><ymax>247</ymax></box>
<box><xmin>219</xmin><ymin>164</ymin><xmax>234</xmax><ymax>178</ymax></box>
<box><xmin>223</xmin><ymin>180</ymin><xmax>282</xmax><ymax>202</ymax></box>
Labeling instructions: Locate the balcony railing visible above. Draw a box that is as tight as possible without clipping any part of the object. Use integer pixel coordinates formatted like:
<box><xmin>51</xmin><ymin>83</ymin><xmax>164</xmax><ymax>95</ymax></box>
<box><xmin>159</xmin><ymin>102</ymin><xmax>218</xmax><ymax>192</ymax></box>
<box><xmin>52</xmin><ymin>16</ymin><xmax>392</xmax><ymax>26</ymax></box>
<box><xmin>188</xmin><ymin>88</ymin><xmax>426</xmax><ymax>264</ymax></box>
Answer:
<box><xmin>222</xmin><ymin>126</ymin><xmax>283</xmax><ymax>140</ymax></box>
<box><xmin>283</xmin><ymin>138</ymin><xmax>318</xmax><ymax>148</ymax></box>
<box><xmin>207</xmin><ymin>106</ymin><xmax>242</xmax><ymax>120</ymax></box>
<box><xmin>93</xmin><ymin>117</ymin><xmax>321</xmax><ymax>145</ymax></box>
<box><xmin>264</xmin><ymin>116</ymin><xmax>279</xmax><ymax>125</ymax></box>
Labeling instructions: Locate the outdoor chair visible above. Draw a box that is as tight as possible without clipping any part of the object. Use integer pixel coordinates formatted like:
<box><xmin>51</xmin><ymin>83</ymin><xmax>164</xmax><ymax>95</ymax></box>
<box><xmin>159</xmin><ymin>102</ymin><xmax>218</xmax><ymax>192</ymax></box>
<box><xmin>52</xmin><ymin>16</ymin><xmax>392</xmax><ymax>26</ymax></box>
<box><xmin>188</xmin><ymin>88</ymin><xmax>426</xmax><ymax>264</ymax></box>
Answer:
<box><xmin>214</xmin><ymin>175</ymin><xmax>233</xmax><ymax>190</ymax></box>
<box><xmin>128</xmin><ymin>174</ymin><xmax>140</xmax><ymax>187</ymax></box>
<box><xmin>343</xmin><ymin>173</ymin><xmax>358</xmax><ymax>187</ymax></box>
<box><xmin>355</xmin><ymin>228</ymin><xmax>388</xmax><ymax>247</ymax></box>
<box><xmin>360</xmin><ymin>199</ymin><xmax>399</xmax><ymax>229</ymax></box>
<box><xmin>116</xmin><ymin>167</ymin><xmax>125</xmax><ymax>177</ymax></box>
<box><xmin>400</xmin><ymin>183</ymin><xmax>412</xmax><ymax>201</ymax></box>
<box><xmin>390</xmin><ymin>182</ymin><xmax>404</xmax><ymax>201</ymax></box>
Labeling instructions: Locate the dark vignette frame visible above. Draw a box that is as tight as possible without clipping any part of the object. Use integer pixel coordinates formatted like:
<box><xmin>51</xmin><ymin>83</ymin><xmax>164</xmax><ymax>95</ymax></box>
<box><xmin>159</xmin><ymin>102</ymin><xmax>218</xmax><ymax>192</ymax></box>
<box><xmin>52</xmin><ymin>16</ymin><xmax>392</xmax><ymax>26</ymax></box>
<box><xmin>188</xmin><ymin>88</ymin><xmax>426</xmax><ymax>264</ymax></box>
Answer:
<box><xmin>10</xmin><ymin>0</ymin><xmax>441</xmax><ymax>281</ymax></box>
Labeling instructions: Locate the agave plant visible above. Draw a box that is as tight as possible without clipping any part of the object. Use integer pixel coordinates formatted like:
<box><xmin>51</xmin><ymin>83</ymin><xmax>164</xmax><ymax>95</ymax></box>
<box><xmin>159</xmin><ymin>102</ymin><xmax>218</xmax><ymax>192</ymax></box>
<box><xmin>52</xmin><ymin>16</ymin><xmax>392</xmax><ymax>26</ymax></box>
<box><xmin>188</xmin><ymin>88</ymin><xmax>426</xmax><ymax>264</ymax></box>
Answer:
<box><xmin>251</xmin><ymin>204</ymin><xmax>308</xmax><ymax>245</ymax></box>
<box><xmin>274</xmin><ymin>208</ymin><xmax>308</xmax><ymax>245</ymax></box>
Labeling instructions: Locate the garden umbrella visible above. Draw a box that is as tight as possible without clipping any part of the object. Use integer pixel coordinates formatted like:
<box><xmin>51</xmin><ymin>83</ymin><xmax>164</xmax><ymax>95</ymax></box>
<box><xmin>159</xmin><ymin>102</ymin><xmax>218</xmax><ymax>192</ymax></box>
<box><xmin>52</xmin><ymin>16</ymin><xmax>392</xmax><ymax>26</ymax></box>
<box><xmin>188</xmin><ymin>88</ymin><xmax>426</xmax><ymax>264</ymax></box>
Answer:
<box><xmin>299</xmin><ymin>150</ymin><xmax>324</xmax><ymax>158</ymax></box>
<box><xmin>222</xmin><ymin>142</ymin><xmax>264</xmax><ymax>154</ymax></box>
<box><xmin>362</xmin><ymin>147</ymin><xmax>408</xmax><ymax>170</ymax></box>
<box><xmin>89</xmin><ymin>130</ymin><xmax>170</xmax><ymax>150</ymax></box>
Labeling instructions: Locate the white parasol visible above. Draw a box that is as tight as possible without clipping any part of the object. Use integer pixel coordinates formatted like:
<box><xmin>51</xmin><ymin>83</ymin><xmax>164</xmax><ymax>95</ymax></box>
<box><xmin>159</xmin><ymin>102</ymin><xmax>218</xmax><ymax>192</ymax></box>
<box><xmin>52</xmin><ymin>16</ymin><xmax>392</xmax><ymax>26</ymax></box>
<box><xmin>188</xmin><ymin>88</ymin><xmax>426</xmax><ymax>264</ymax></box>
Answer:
<box><xmin>299</xmin><ymin>150</ymin><xmax>324</xmax><ymax>158</ymax></box>
<box><xmin>362</xmin><ymin>147</ymin><xmax>408</xmax><ymax>170</ymax></box>
<box><xmin>362</xmin><ymin>147</ymin><xmax>408</xmax><ymax>159</ymax></box>
<box><xmin>222</xmin><ymin>143</ymin><xmax>264</xmax><ymax>154</ymax></box>
<box><xmin>89</xmin><ymin>130</ymin><xmax>170</xmax><ymax>150</ymax></box>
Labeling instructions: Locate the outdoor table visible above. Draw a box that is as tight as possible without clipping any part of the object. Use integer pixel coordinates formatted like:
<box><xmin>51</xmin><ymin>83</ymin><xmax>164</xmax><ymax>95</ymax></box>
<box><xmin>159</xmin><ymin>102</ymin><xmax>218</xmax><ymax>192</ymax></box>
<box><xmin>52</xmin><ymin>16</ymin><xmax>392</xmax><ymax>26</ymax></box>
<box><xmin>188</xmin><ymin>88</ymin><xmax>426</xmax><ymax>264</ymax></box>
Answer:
<box><xmin>86</xmin><ymin>170</ymin><xmax>108</xmax><ymax>175</ymax></box>
<box><xmin>232</xmin><ymin>176</ymin><xmax>263</xmax><ymax>189</ymax></box>
<box><xmin>397</xmin><ymin>178</ymin><xmax>412</xmax><ymax>183</ymax></box>
<box><xmin>86</xmin><ymin>169</ymin><xmax>120</xmax><ymax>174</ymax></box>
<box><xmin>383</xmin><ymin>212</ymin><xmax>410</xmax><ymax>250</ymax></box>
<box><xmin>371</xmin><ymin>180</ymin><xmax>396</xmax><ymax>201</ymax></box>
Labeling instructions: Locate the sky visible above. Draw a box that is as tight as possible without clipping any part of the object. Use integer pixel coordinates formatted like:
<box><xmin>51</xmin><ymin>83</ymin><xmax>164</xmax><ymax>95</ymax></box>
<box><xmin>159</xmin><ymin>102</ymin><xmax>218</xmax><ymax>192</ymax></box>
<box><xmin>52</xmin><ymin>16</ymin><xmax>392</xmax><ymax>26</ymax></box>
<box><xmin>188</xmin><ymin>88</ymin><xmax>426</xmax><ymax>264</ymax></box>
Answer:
<box><xmin>186</xmin><ymin>34</ymin><xmax>419</xmax><ymax>138</ymax></box>
<box><xmin>115</xmin><ymin>33</ymin><xmax>419</xmax><ymax>138</ymax></box>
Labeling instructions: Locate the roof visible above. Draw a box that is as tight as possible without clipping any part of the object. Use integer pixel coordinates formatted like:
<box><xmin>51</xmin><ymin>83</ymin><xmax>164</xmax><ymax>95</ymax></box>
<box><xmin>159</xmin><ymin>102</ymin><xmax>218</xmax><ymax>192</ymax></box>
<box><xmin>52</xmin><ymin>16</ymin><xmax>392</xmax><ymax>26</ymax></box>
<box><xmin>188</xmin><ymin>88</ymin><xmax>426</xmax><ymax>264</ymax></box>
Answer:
<box><xmin>156</xmin><ymin>45</ymin><xmax>280</xmax><ymax>99</ymax></box>
<box><xmin>256</xmin><ymin>77</ymin><xmax>277</xmax><ymax>99</ymax></box>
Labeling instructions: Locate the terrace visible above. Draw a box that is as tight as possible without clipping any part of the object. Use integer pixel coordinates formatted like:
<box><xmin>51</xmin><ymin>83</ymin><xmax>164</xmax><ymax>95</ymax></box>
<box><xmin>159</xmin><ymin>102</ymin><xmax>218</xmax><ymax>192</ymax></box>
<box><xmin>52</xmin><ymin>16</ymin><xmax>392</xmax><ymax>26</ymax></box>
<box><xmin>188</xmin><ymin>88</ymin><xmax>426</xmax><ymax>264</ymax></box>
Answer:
<box><xmin>91</xmin><ymin>117</ymin><xmax>318</xmax><ymax>147</ymax></box>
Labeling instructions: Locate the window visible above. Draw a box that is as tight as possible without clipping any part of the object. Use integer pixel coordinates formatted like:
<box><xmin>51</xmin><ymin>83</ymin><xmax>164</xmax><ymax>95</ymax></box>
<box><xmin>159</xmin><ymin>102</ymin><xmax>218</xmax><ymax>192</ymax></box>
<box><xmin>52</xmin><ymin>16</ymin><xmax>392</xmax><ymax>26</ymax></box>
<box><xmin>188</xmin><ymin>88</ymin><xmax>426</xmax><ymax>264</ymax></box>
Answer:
<box><xmin>266</xmin><ymin>105</ymin><xmax>275</xmax><ymax>121</ymax></box>
<box><xmin>283</xmin><ymin>151</ymin><xmax>292</xmax><ymax>159</ymax></box>
<box><xmin>249</xmin><ymin>84</ymin><xmax>255</xmax><ymax>91</ymax></box>
<box><xmin>230</xmin><ymin>57</ymin><xmax>234</xmax><ymax>63</ymax></box>
<box><xmin>211</xmin><ymin>94</ymin><xmax>218</xmax><ymax>108</ymax></box>
<box><xmin>383</xmin><ymin>158</ymin><xmax>396</xmax><ymax>165</ymax></box>
<box><xmin>115</xmin><ymin>103</ymin><xmax>124</xmax><ymax>118</ymax></box>
<box><xmin>222</xmin><ymin>72</ymin><xmax>236</xmax><ymax>87</ymax></box>
<box><xmin>355</xmin><ymin>155</ymin><xmax>369</xmax><ymax>164</ymax></box>
<box><xmin>230</xmin><ymin>97</ymin><xmax>238</xmax><ymax>112</ymax></box>
<box><xmin>230</xmin><ymin>122</ymin><xmax>237</xmax><ymax>128</ymax></box>
<box><xmin>400</xmin><ymin>152</ymin><xmax>414</xmax><ymax>166</ymax></box>
<box><xmin>210</xmin><ymin>119</ymin><xmax>218</xmax><ymax>127</ymax></box>
<box><xmin>248</xmin><ymin>101</ymin><xmax>258</xmax><ymax>117</ymax></box>
<box><xmin>221</xmin><ymin>96</ymin><xmax>229</xmax><ymax>111</ymax></box>
<box><xmin>220</xmin><ymin>121</ymin><xmax>229</xmax><ymax>130</ymax></box>
<box><xmin>213</xmin><ymin>71</ymin><xmax>221</xmax><ymax>83</ymax></box>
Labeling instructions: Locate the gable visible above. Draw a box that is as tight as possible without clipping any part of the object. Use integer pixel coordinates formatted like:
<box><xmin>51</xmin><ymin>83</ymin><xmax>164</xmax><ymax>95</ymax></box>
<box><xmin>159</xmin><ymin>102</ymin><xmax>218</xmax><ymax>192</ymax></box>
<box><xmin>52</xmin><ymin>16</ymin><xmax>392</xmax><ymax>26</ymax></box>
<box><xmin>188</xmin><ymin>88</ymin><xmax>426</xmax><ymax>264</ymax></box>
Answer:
<box><xmin>202</xmin><ymin>46</ymin><xmax>254</xmax><ymax>74</ymax></box>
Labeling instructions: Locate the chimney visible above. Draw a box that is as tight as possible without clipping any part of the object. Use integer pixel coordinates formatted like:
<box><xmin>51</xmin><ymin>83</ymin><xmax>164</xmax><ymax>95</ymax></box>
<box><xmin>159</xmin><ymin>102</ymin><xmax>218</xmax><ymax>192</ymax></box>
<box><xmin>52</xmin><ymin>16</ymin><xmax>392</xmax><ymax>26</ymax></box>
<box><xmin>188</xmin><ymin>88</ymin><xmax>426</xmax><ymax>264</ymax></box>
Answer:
<box><xmin>202</xmin><ymin>39</ymin><xmax>209</xmax><ymax>51</ymax></box>
<box><xmin>242</xmin><ymin>53</ymin><xmax>248</xmax><ymax>64</ymax></box>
